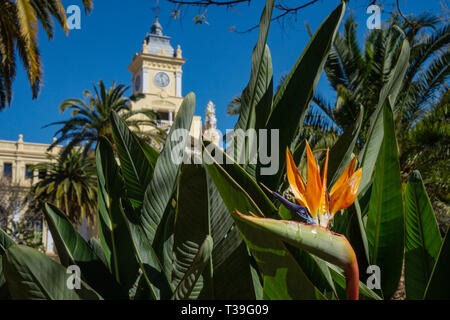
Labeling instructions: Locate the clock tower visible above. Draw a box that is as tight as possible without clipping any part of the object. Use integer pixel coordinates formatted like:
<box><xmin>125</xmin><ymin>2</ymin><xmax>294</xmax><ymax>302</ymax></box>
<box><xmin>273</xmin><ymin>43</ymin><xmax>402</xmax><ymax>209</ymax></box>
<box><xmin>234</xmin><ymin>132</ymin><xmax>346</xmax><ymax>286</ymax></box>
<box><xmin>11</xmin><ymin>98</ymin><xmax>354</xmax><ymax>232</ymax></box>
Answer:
<box><xmin>128</xmin><ymin>17</ymin><xmax>186</xmax><ymax>125</ymax></box>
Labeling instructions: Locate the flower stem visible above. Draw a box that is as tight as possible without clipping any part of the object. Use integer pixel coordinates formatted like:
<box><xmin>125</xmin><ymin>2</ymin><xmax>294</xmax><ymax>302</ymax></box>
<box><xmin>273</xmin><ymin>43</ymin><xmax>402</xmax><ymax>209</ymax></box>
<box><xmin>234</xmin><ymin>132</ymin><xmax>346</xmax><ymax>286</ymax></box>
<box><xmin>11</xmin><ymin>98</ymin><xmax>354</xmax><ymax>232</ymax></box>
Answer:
<box><xmin>344</xmin><ymin>253</ymin><xmax>359</xmax><ymax>300</ymax></box>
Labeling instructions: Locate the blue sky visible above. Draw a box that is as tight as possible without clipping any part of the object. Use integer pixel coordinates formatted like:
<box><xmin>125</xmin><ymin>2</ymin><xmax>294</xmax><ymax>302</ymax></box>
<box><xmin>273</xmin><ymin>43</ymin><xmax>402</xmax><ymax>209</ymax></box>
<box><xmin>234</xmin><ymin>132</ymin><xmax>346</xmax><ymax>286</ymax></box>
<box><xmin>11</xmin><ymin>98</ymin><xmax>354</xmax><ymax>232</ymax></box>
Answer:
<box><xmin>0</xmin><ymin>0</ymin><xmax>444</xmax><ymax>144</ymax></box>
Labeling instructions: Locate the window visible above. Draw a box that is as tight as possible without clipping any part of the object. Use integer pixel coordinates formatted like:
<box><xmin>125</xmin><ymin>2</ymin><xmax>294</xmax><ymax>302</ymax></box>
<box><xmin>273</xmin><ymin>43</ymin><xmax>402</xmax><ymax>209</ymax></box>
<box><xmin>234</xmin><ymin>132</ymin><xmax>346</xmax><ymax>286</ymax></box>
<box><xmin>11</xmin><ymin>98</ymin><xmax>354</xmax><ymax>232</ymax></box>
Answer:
<box><xmin>159</xmin><ymin>111</ymin><xmax>170</xmax><ymax>121</ymax></box>
<box><xmin>38</xmin><ymin>169</ymin><xmax>47</xmax><ymax>179</ymax></box>
<box><xmin>25</xmin><ymin>165</ymin><xmax>33</xmax><ymax>179</ymax></box>
<box><xmin>3</xmin><ymin>163</ymin><xmax>12</xmax><ymax>179</ymax></box>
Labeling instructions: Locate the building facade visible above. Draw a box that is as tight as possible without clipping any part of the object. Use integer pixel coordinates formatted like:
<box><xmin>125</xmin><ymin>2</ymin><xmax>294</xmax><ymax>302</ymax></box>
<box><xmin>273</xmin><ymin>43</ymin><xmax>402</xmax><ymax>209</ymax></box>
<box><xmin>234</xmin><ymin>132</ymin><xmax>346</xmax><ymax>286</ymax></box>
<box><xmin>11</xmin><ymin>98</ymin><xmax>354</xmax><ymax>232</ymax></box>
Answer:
<box><xmin>0</xmin><ymin>136</ymin><xmax>63</xmax><ymax>253</ymax></box>
<box><xmin>0</xmin><ymin>135</ymin><xmax>62</xmax><ymax>188</ymax></box>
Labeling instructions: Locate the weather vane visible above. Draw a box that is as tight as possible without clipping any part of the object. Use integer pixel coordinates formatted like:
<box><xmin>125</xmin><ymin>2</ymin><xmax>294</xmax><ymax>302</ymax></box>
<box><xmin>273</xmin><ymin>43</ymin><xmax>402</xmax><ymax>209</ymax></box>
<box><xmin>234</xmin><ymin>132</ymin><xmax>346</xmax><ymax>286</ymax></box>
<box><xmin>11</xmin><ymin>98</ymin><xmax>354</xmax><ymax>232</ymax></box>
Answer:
<box><xmin>154</xmin><ymin>0</ymin><xmax>159</xmax><ymax>20</ymax></box>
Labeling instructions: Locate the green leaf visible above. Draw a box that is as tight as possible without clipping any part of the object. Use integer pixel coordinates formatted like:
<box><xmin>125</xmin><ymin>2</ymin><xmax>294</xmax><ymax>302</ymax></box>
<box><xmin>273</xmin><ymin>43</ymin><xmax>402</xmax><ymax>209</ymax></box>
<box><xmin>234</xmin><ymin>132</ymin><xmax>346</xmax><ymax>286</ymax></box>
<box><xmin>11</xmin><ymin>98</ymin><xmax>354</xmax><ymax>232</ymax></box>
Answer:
<box><xmin>405</xmin><ymin>170</ymin><xmax>442</xmax><ymax>299</ymax></box>
<box><xmin>173</xmin><ymin>164</ymin><xmax>213</xmax><ymax>299</ymax></box>
<box><xmin>206</xmin><ymin>169</ymin><xmax>257</xmax><ymax>299</ymax></box>
<box><xmin>262</xmin><ymin>2</ymin><xmax>345</xmax><ymax>189</ymax></box>
<box><xmin>88</xmin><ymin>237</ymin><xmax>109</xmax><ymax>268</ymax></box>
<box><xmin>137</xmin><ymin>134</ymin><xmax>159</xmax><ymax>169</ymax></box>
<box><xmin>0</xmin><ymin>228</ymin><xmax>15</xmax><ymax>254</ymax></box>
<box><xmin>328</xmin><ymin>105</ymin><xmax>363</xmax><ymax>186</ymax></box>
<box><xmin>141</xmin><ymin>92</ymin><xmax>195</xmax><ymax>245</ymax></box>
<box><xmin>152</xmin><ymin>201</ymin><xmax>176</xmax><ymax>285</ymax></box>
<box><xmin>233</xmin><ymin>0</ymin><xmax>274</xmax><ymax>170</ymax></box>
<box><xmin>358</xmin><ymin>39</ymin><xmax>410</xmax><ymax>197</ymax></box>
<box><xmin>97</xmin><ymin>138</ymin><xmax>172</xmax><ymax>299</ymax></box>
<box><xmin>96</xmin><ymin>139</ymin><xmax>141</xmax><ymax>294</ymax></box>
<box><xmin>2</xmin><ymin>245</ymin><xmax>102</xmax><ymax>300</ymax></box>
<box><xmin>366</xmin><ymin>102</ymin><xmax>404</xmax><ymax>299</ymax></box>
<box><xmin>207</xmin><ymin>144</ymin><xmax>277</xmax><ymax>217</ymax></box>
<box><xmin>331</xmin><ymin>198</ymin><xmax>370</xmax><ymax>277</ymax></box>
<box><xmin>0</xmin><ymin>228</ymin><xmax>14</xmax><ymax>299</ymax></box>
<box><xmin>43</xmin><ymin>203</ymin><xmax>125</xmax><ymax>299</ymax></box>
<box><xmin>174</xmin><ymin>162</ymin><xmax>258</xmax><ymax>299</ymax></box>
<box><xmin>204</xmin><ymin>150</ymin><xmax>325</xmax><ymax>299</ymax></box>
<box><xmin>424</xmin><ymin>228</ymin><xmax>450</xmax><ymax>299</ymax></box>
<box><xmin>111</xmin><ymin>111</ymin><xmax>156</xmax><ymax>208</ymax></box>
<box><xmin>121</xmin><ymin>199</ymin><xmax>173</xmax><ymax>300</ymax></box>
<box><xmin>286</xmin><ymin>247</ymin><xmax>339</xmax><ymax>299</ymax></box>
<box><xmin>172</xmin><ymin>235</ymin><xmax>213</xmax><ymax>300</ymax></box>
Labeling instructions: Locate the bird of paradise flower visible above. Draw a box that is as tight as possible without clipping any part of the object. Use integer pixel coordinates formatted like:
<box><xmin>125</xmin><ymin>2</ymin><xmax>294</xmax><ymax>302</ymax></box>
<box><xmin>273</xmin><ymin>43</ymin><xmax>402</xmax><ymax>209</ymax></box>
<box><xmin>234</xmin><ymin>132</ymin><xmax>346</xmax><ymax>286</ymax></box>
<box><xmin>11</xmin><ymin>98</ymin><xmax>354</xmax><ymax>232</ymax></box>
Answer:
<box><xmin>234</xmin><ymin>141</ymin><xmax>362</xmax><ymax>300</ymax></box>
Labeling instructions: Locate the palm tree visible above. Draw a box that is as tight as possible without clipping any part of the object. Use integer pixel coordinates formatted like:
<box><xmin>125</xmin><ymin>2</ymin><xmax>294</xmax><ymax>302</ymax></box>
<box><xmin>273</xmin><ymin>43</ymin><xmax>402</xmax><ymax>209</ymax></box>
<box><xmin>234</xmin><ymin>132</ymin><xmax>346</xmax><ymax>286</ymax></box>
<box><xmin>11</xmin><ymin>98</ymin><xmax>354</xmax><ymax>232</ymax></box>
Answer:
<box><xmin>312</xmin><ymin>14</ymin><xmax>449</xmax><ymax>158</ymax></box>
<box><xmin>0</xmin><ymin>0</ymin><xmax>93</xmax><ymax>109</ymax></box>
<box><xmin>402</xmin><ymin>88</ymin><xmax>449</xmax><ymax>201</ymax></box>
<box><xmin>226</xmin><ymin>95</ymin><xmax>242</xmax><ymax>115</ymax></box>
<box><xmin>46</xmin><ymin>80</ymin><xmax>165</xmax><ymax>158</ymax></box>
<box><xmin>29</xmin><ymin>148</ymin><xmax>97</xmax><ymax>225</ymax></box>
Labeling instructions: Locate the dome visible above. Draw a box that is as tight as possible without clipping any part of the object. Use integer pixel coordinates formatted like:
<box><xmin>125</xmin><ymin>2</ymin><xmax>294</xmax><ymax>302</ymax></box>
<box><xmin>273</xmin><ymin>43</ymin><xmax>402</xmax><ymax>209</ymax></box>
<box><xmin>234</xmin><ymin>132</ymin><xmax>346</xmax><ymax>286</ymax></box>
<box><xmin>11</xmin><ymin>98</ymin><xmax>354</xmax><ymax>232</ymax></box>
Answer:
<box><xmin>150</xmin><ymin>17</ymin><xmax>163</xmax><ymax>36</ymax></box>
<box><xmin>145</xmin><ymin>17</ymin><xmax>175</xmax><ymax>57</ymax></box>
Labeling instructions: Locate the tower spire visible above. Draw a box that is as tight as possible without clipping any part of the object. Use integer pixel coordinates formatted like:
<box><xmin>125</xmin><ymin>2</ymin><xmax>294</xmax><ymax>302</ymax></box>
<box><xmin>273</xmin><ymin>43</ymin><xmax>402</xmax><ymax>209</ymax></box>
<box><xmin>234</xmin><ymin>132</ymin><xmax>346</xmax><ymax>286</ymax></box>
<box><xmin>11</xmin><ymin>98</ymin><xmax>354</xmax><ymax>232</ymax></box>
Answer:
<box><xmin>151</xmin><ymin>0</ymin><xmax>163</xmax><ymax>36</ymax></box>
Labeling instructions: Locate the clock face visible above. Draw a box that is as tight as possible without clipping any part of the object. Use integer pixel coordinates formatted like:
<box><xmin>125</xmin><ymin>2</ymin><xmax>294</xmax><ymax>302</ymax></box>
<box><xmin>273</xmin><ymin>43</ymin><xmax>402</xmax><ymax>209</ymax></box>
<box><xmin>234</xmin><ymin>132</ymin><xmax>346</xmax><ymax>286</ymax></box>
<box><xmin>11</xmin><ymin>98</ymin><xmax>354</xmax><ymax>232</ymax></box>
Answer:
<box><xmin>134</xmin><ymin>75</ymin><xmax>141</xmax><ymax>91</ymax></box>
<box><xmin>154</xmin><ymin>72</ymin><xmax>170</xmax><ymax>88</ymax></box>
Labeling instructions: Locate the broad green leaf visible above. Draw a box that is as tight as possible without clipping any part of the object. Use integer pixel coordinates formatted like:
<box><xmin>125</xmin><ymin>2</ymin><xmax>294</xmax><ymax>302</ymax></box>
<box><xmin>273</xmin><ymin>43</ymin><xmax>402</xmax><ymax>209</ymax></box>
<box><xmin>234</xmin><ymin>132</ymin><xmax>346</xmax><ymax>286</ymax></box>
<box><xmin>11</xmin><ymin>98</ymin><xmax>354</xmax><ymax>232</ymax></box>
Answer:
<box><xmin>206</xmin><ymin>169</ymin><xmax>257</xmax><ymax>299</ymax></box>
<box><xmin>97</xmin><ymin>185</ymin><xmax>113</xmax><ymax>271</ymax></box>
<box><xmin>0</xmin><ymin>228</ymin><xmax>14</xmax><ymax>254</ymax></box>
<box><xmin>175</xmin><ymin>162</ymin><xmax>257</xmax><ymax>299</ymax></box>
<box><xmin>358</xmin><ymin>39</ymin><xmax>410</xmax><ymax>197</ymax></box>
<box><xmin>173</xmin><ymin>164</ymin><xmax>213</xmax><ymax>299</ymax></box>
<box><xmin>88</xmin><ymin>237</ymin><xmax>109</xmax><ymax>268</ymax></box>
<box><xmin>366</xmin><ymin>102</ymin><xmax>404</xmax><ymax>299</ymax></box>
<box><xmin>121</xmin><ymin>199</ymin><xmax>173</xmax><ymax>300</ymax></box>
<box><xmin>0</xmin><ymin>228</ymin><xmax>14</xmax><ymax>299</ymax></box>
<box><xmin>328</xmin><ymin>106</ymin><xmax>363</xmax><ymax>186</ymax></box>
<box><xmin>234</xmin><ymin>46</ymin><xmax>273</xmax><ymax>174</ymax></box>
<box><xmin>43</xmin><ymin>203</ymin><xmax>125</xmax><ymax>299</ymax></box>
<box><xmin>137</xmin><ymin>134</ymin><xmax>159</xmax><ymax>169</ymax></box>
<box><xmin>111</xmin><ymin>111</ymin><xmax>156</xmax><ymax>208</ymax></box>
<box><xmin>172</xmin><ymin>235</ymin><xmax>213</xmax><ymax>300</ymax></box>
<box><xmin>233</xmin><ymin>0</ymin><xmax>274</xmax><ymax>169</ymax></box>
<box><xmin>262</xmin><ymin>2</ymin><xmax>345</xmax><ymax>190</ymax></box>
<box><xmin>141</xmin><ymin>92</ymin><xmax>195</xmax><ymax>244</ymax></box>
<box><xmin>331</xmin><ymin>198</ymin><xmax>370</xmax><ymax>280</ymax></box>
<box><xmin>153</xmin><ymin>201</ymin><xmax>176</xmax><ymax>285</ymax></box>
<box><xmin>204</xmin><ymin>150</ymin><xmax>325</xmax><ymax>299</ymax></box>
<box><xmin>96</xmin><ymin>139</ymin><xmax>141</xmax><ymax>294</ymax></box>
<box><xmin>405</xmin><ymin>170</ymin><xmax>442</xmax><ymax>299</ymax></box>
<box><xmin>424</xmin><ymin>228</ymin><xmax>450</xmax><ymax>299</ymax></box>
<box><xmin>2</xmin><ymin>245</ymin><xmax>102</xmax><ymax>300</ymax></box>
<box><xmin>207</xmin><ymin>143</ymin><xmax>277</xmax><ymax>217</ymax></box>
<box><xmin>286</xmin><ymin>246</ymin><xmax>338</xmax><ymax>299</ymax></box>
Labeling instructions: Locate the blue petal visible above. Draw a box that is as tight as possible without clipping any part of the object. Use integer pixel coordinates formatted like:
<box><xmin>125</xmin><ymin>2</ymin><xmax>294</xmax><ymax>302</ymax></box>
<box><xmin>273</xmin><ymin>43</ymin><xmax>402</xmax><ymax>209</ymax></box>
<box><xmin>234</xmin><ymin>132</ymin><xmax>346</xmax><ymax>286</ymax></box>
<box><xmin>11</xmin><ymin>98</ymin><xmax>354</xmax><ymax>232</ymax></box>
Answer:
<box><xmin>271</xmin><ymin>192</ymin><xmax>316</xmax><ymax>225</ymax></box>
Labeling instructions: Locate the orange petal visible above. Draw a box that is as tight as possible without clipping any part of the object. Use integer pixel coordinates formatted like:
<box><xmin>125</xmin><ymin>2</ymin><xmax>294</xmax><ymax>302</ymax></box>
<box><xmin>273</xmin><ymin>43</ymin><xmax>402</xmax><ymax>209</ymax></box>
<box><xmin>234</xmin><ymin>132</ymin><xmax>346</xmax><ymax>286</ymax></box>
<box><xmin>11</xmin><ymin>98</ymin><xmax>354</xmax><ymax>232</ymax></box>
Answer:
<box><xmin>249</xmin><ymin>211</ymin><xmax>259</xmax><ymax>218</ymax></box>
<box><xmin>329</xmin><ymin>169</ymin><xmax>362</xmax><ymax>213</ymax></box>
<box><xmin>285</xmin><ymin>147</ymin><xmax>309</xmax><ymax>209</ymax></box>
<box><xmin>330</xmin><ymin>156</ymin><xmax>357</xmax><ymax>196</ymax></box>
<box><xmin>305</xmin><ymin>141</ymin><xmax>322</xmax><ymax>217</ymax></box>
